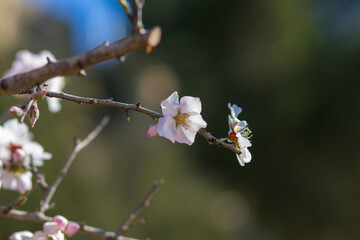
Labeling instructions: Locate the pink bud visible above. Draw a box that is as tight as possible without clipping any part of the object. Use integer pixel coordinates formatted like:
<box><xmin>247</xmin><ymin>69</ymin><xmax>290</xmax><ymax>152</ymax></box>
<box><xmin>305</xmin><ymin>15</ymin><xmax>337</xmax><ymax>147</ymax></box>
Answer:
<box><xmin>64</xmin><ymin>223</ymin><xmax>80</xmax><ymax>236</ymax></box>
<box><xmin>29</xmin><ymin>102</ymin><xmax>40</xmax><ymax>127</ymax></box>
<box><xmin>33</xmin><ymin>90</ymin><xmax>47</xmax><ymax>100</ymax></box>
<box><xmin>43</xmin><ymin>222</ymin><xmax>59</xmax><ymax>234</ymax></box>
<box><xmin>53</xmin><ymin>215</ymin><xmax>68</xmax><ymax>232</ymax></box>
<box><xmin>9</xmin><ymin>106</ymin><xmax>24</xmax><ymax>117</ymax></box>
<box><xmin>146</xmin><ymin>124</ymin><xmax>158</xmax><ymax>137</ymax></box>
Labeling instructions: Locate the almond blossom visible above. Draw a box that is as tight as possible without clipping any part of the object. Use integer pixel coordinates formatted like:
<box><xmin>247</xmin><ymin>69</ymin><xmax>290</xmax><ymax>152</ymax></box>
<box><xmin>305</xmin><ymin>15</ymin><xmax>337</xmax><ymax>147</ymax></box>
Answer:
<box><xmin>226</xmin><ymin>103</ymin><xmax>252</xmax><ymax>166</ymax></box>
<box><xmin>0</xmin><ymin>119</ymin><xmax>52</xmax><ymax>193</ymax></box>
<box><xmin>9</xmin><ymin>215</ymin><xmax>80</xmax><ymax>240</ymax></box>
<box><xmin>147</xmin><ymin>91</ymin><xmax>207</xmax><ymax>145</ymax></box>
<box><xmin>3</xmin><ymin>50</ymin><xmax>66</xmax><ymax>113</ymax></box>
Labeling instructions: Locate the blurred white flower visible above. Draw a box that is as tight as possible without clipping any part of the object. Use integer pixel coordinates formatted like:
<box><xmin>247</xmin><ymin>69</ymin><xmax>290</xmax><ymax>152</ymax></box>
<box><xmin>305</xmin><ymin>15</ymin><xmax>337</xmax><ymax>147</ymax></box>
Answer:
<box><xmin>149</xmin><ymin>91</ymin><xmax>207</xmax><ymax>145</ymax></box>
<box><xmin>227</xmin><ymin>103</ymin><xmax>252</xmax><ymax>166</ymax></box>
<box><xmin>32</xmin><ymin>222</ymin><xmax>65</xmax><ymax>240</ymax></box>
<box><xmin>0</xmin><ymin>119</ymin><xmax>51</xmax><ymax>193</ymax></box>
<box><xmin>9</xmin><ymin>231</ymin><xmax>33</xmax><ymax>240</ymax></box>
<box><xmin>3</xmin><ymin>50</ymin><xmax>65</xmax><ymax>113</ymax></box>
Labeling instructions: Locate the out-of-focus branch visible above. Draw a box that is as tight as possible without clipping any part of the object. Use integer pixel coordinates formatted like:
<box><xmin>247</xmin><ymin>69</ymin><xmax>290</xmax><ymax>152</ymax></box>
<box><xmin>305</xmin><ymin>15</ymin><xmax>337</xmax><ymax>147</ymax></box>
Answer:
<box><xmin>0</xmin><ymin>27</ymin><xmax>162</xmax><ymax>96</ymax></box>
<box><xmin>39</xmin><ymin>116</ymin><xmax>110</xmax><ymax>212</ymax></box>
<box><xmin>0</xmin><ymin>209</ymin><xmax>139</xmax><ymax>240</ymax></box>
<box><xmin>115</xmin><ymin>179</ymin><xmax>164</xmax><ymax>236</ymax></box>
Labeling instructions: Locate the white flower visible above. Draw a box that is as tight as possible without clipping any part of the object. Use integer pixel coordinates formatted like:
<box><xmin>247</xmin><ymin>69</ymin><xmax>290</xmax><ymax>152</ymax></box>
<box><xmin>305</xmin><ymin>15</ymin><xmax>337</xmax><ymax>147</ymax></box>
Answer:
<box><xmin>9</xmin><ymin>231</ymin><xmax>33</xmax><ymax>240</ymax></box>
<box><xmin>3</xmin><ymin>50</ymin><xmax>65</xmax><ymax>113</ymax></box>
<box><xmin>0</xmin><ymin>119</ymin><xmax>51</xmax><ymax>193</ymax></box>
<box><xmin>32</xmin><ymin>222</ymin><xmax>65</xmax><ymax>240</ymax></box>
<box><xmin>227</xmin><ymin>103</ymin><xmax>252</xmax><ymax>166</ymax></box>
<box><xmin>153</xmin><ymin>91</ymin><xmax>207</xmax><ymax>145</ymax></box>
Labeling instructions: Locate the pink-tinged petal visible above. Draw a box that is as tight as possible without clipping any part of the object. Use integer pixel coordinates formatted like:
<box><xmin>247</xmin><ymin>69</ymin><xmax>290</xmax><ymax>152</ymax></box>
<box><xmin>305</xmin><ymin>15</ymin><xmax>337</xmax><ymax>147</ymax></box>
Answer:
<box><xmin>46</xmin><ymin>76</ymin><xmax>65</xmax><ymax>113</ymax></box>
<box><xmin>43</xmin><ymin>222</ymin><xmax>59</xmax><ymax>234</ymax></box>
<box><xmin>188</xmin><ymin>114</ymin><xmax>207</xmax><ymax>133</ymax></box>
<box><xmin>157</xmin><ymin>116</ymin><xmax>177</xmax><ymax>143</ymax></box>
<box><xmin>160</xmin><ymin>91</ymin><xmax>179</xmax><ymax>116</ymax></box>
<box><xmin>180</xmin><ymin>96</ymin><xmax>202</xmax><ymax>114</ymax></box>
<box><xmin>174</xmin><ymin>126</ymin><xmax>196</xmax><ymax>145</ymax></box>
<box><xmin>64</xmin><ymin>223</ymin><xmax>80</xmax><ymax>236</ymax></box>
<box><xmin>53</xmin><ymin>215</ymin><xmax>68</xmax><ymax>232</ymax></box>
<box><xmin>146</xmin><ymin>124</ymin><xmax>158</xmax><ymax>137</ymax></box>
<box><xmin>9</xmin><ymin>231</ymin><xmax>33</xmax><ymax>240</ymax></box>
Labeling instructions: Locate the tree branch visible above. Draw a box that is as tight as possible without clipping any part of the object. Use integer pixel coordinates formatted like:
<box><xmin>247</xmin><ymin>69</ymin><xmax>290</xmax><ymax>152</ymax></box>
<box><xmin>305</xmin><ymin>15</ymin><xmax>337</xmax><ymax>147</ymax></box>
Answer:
<box><xmin>39</xmin><ymin>116</ymin><xmax>110</xmax><ymax>212</ymax></box>
<box><xmin>0</xmin><ymin>27</ymin><xmax>162</xmax><ymax>96</ymax></box>
<box><xmin>45</xmin><ymin>91</ymin><xmax>241</xmax><ymax>155</ymax></box>
<box><xmin>115</xmin><ymin>179</ymin><xmax>164</xmax><ymax>236</ymax></box>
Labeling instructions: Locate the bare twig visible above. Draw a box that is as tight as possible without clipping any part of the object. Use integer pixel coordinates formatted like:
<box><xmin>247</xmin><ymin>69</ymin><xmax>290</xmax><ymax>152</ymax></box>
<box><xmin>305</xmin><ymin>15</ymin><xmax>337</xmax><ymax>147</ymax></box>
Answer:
<box><xmin>19</xmin><ymin>87</ymin><xmax>36</xmax><ymax>123</ymax></box>
<box><xmin>46</xmin><ymin>91</ymin><xmax>162</xmax><ymax>119</ymax></box>
<box><xmin>0</xmin><ymin>27</ymin><xmax>162</xmax><ymax>96</ymax></box>
<box><xmin>39</xmin><ymin>116</ymin><xmax>110</xmax><ymax>212</ymax></box>
<box><xmin>115</xmin><ymin>179</ymin><xmax>164</xmax><ymax>236</ymax></box>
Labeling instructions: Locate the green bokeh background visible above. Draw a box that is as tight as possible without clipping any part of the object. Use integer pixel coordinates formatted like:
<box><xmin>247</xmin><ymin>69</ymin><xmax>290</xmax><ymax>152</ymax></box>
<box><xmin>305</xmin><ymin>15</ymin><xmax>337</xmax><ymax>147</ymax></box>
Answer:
<box><xmin>1</xmin><ymin>0</ymin><xmax>360</xmax><ymax>239</ymax></box>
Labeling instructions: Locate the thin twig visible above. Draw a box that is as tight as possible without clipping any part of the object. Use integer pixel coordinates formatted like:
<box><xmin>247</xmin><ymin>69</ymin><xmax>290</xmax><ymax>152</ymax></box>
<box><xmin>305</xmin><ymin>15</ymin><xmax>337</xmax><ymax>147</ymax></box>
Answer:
<box><xmin>46</xmin><ymin>91</ymin><xmax>162</xmax><ymax>119</ymax></box>
<box><xmin>115</xmin><ymin>179</ymin><xmax>164</xmax><ymax>236</ymax></box>
<box><xmin>19</xmin><ymin>88</ymin><xmax>36</xmax><ymax>123</ymax></box>
<box><xmin>39</xmin><ymin>116</ymin><xmax>110</xmax><ymax>212</ymax></box>
<box><xmin>0</xmin><ymin>27</ymin><xmax>162</xmax><ymax>96</ymax></box>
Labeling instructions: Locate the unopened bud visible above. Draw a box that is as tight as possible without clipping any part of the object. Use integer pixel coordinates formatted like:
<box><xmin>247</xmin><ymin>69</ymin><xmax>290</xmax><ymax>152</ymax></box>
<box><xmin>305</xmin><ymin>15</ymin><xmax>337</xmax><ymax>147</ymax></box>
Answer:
<box><xmin>65</xmin><ymin>223</ymin><xmax>80</xmax><ymax>236</ymax></box>
<box><xmin>33</xmin><ymin>90</ymin><xmax>47</xmax><ymax>100</ymax></box>
<box><xmin>9</xmin><ymin>106</ymin><xmax>24</xmax><ymax>117</ymax></box>
<box><xmin>29</xmin><ymin>102</ymin><xmax>40</xmax><ymax>128</ymax></box>
<box><xmin>146</xmin><ymin>124</ymin><xmax>158</xmax><ymax>137</ymax></box>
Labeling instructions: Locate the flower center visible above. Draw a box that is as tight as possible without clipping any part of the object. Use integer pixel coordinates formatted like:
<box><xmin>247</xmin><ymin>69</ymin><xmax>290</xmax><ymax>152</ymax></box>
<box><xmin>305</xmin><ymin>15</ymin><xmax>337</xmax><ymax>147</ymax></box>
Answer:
<box><xmin>228</xmin><ymin>131</ymin><xmax>238</xmax><ymax>142</ymax></box>
<box><xmin>174</xmin><ymin>110</ymin><xmax>191</xmax><ymax>129</ymax></box>
<box><xmin>240</xmin><ymin>125</ymin><xmax>252</xmax><ymax>139</ymax></box>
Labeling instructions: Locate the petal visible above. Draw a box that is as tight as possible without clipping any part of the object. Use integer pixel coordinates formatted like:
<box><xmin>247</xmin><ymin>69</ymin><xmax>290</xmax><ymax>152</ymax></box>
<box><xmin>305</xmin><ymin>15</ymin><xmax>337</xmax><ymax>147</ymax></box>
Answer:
<box><xmin>17</xmin><ymin>172</ymin><xmax>33</xmax><ymax>193</ymax></box>
<box><xmin>180</xmin><ymin>96</ymin><xmax>202</xmax><ymax>114</ymax></box>
<box><xmin>174</xmin><ymin>126</ymin><xmax>196</xmax><ymax>145</ymax></box>
<box><xmin>146</xmin><ymin>124</ymin><xmax>158</xmax><ymax>137</ymax></box>
<box><xmin>1</xmin><ymin>171</ymin><xmax>17</xmax><ymax>190</ymax></box>
<box><xmin>64</xmin><ymin>223</ymin><xmax>80</xmax><ymax>236</ymax></box>
<box><xmin>3</xmin><ymin>119</ymin><xmax>32</xmax><ymax>143</ymax></box>
<box><xmin>53</xmin><ymin>215</ymin><xmax>68</xmax><ymax>232</ymax></box>
<box><xmin>47</xmin><ymin>97</ymin><xmax>62</xmax><ymax>113</ymax></box>
<box><xmin>188</xmin><ymin>114</ymin><xmax>207</xmax><ymax>133</ymax></box>
<box><xmin>228</xmin><ymin>103</ymin><xmax>242</xmax><ymax>118</ymax></box>
<box><xmin>236</xmin><ymin>146</ymin><xmax>252</xmax><ymax>166</ymax></box>
<box><xmin>160</xmin><ymin>91</ymin><xmax>179</xmax><ymax>116</ymax></box>
<box><xmin>43</xmin><ymin>222</ymin><xmax>59</xmax><ymax>234</ymax></box>
<box><xmin>23</xmin><ymin>142</ymin><xmax>52</xmax><ymax>167</ymax></box>
<box><xmin>9</xmin><ymin>231</ymin><xmax>34</xmax><ymax>240</ymax></box>
<box><xmin>157</xmin><ymin>116</ymin><xmax>177</xmax><ymax>143</ymax></box>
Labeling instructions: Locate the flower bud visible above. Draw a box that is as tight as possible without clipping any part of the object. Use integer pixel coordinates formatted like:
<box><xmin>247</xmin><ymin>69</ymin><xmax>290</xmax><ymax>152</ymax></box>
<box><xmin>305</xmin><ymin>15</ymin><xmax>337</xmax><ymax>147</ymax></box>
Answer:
<box><xmin>146</xmin><ymin>124</ymin><xmax>158</xmax><ymax>137</ymax></box>
<box><xmin>29</xmin><ymin>101</ymin><xmax>40</xmax><ymax>127</ymax></box>
<box><xmin>65</xmin><ymin>223</ymin><xmax>80</xmax><ymax>236</ymax></box>
<box><xmin>53</xmin><ymin>215</ymin><xmax>68</xmax><ymax>232</ymax></box>
<box><xmin>33</xmin><ymin>90</ymin><xmax>47</xmax><ymax>100</ymax></box>
<box><xmin>9</xmin><ymin>106</ymin><xmax>24</xmax><ymax>117</ymax></box>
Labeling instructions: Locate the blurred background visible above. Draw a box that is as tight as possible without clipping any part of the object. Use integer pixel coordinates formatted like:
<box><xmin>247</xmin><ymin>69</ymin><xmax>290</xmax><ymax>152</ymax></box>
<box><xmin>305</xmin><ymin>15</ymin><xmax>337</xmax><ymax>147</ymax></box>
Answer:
<box><xmin>1</xmin><ymin>0</ymin><xmax>360</xmax><ymax>239</ymax></box>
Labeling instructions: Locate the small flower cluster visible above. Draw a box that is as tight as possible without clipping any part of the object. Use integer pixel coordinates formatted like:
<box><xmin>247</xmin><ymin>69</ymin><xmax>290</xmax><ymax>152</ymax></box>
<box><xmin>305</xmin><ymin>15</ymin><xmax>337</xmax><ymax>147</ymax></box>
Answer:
<box><xmin>226</xmin><ymin>103</ymin><xmax>252</xmax><ymax>166</ymax></box>
<box><xmin>146</xmin><ymin>92</ymin><xmax>253</xmax><ymax>166</ymax></box>
<box><xmin>3</xmin><ymin>50</ymin><xmax>66</xmax><ymax>114</ymax></box>
<box><xmin>0</xmin><ymin>119</ymin><xmax>51</xmax><ymax>193</ymax></box>
<box><xmin>9</xmin><ymin>215</ymin><xmax>80</xmax><ymax>240</ymax></box>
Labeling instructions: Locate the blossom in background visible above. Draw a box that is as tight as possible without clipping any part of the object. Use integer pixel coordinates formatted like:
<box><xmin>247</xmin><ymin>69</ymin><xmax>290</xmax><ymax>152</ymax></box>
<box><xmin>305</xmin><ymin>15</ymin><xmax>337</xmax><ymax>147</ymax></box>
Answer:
<box><xmin>3</xmin><ymin>50</ymin><xmax>66</xmax><ymax>113</ymax></box>
<box><xmin>147</xmin><ymin>91</ymin><xmax>207</xmax><ymax>145</ymax></box>
<box><xmin>226</xmin><ymin>103</ymin><xmax>252</xmax><ymax>166</ymax></box>
<box><xmin>9</xmin><ymin>215</ymin><xmax>80</xmax><ymax>240</ymax></box>
<box><xmin>9</xmin><ymin>231</ymin><xmax>33</xmax><ymax>240</ymax></box>
<box><xmin>0</xmin><ymin>119</ymin><xmax>52</xmax><ymax>193</ymax></box>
